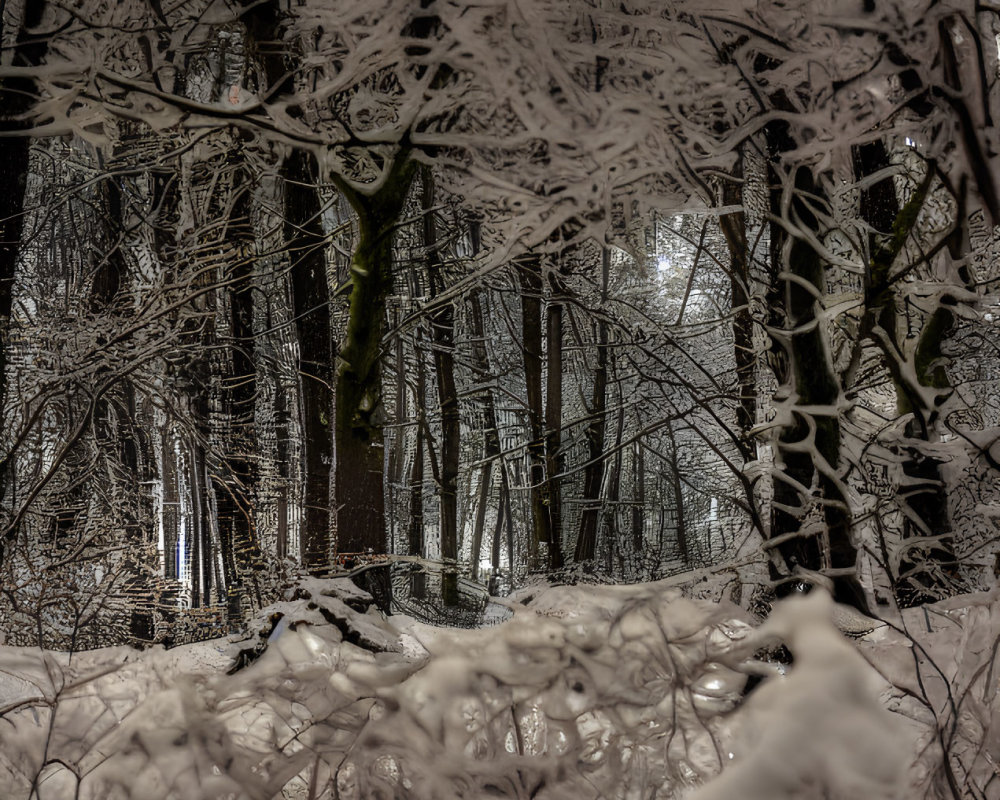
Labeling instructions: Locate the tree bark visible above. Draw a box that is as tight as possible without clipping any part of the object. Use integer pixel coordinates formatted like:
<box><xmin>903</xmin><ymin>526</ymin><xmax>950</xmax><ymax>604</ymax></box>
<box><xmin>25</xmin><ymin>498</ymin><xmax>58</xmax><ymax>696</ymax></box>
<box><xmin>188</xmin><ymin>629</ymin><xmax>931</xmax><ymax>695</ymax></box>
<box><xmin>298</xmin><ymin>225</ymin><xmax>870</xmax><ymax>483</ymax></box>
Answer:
<box><xmin>517</xmin><ymin>254</ymin><xmax>554</xmax><ymax>568</ymax></box>
<box><xmin>544</xmin><ymin>267</ymin><xmax>565</xmax><ymax>570</ymax></box>
<box><xmin>764</xmin><ymin>122</ymin><xmax>868</xmax><ymax>612</ymax></box>
<box><xmin>422</xmin><ymin>170</ymin><xmax>460</xmax><ymax>604</ymax></box>
<box><xmin>333</xmin><ymin>154</ymin><xmax>416</xmax><ymax>555</ymax></box>
<box><xmin>468</xmin><ymin>223</ymin><xmax>504</xmax><ymax>584</ymax></box>
<box><xmin>408</xmin><ymin>326</ymin><xmax>427</xmax><ymax>597</ymax></box>
<box><xmin>666</xmin><ymin>419</ymin><xmax>689</xmax><ymax>565</ymax></box>
<box><xmin>387</xmin><ymin>306</ymin><xmax>405</xmax><ymax>539</ymax></box>
<box><xmin>0</xmin><ymin>0</ymin><xmax>47</xmax><ymax>567</ymax></box>
<box><xmin>214</xmin><ymin>163</ymin><xmax>261</xmax><ymax>616</ymax></box>
<box><xmin>284</xmin><ymin>149</ymin><xmax>333</xmax><ymax>571</ymax></box>
<box><xmin>632</xmin><ymin>439</ymin><xmax>644</xmax><ymax>562</ymax></box>
<box><xmin>718</xmin><ymin>160</ymin><xmax>756</xmax><ymax>451</ymax></box>
<box><xmin>576</xmin><ymin>248</ymin><xmax>610</xmax><ymax>562</ymax></box>
<box><xmin>852</xmin><ymin>140</ymin><xmax>960</xmax><ymax>605</ymax></box>
<box><xmin>603</xmin><ymin>363</ymin><xmax>625</xmax><ymax>573</ymax></box>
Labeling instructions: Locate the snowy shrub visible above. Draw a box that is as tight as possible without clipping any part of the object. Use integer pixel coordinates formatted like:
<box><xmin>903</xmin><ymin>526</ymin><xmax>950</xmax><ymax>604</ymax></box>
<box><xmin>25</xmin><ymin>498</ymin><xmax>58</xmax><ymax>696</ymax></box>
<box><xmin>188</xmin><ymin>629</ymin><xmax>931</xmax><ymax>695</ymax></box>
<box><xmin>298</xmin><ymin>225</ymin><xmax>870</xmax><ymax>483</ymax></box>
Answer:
<box><xmin>0</xmin><ymin>577</ymin><xmax>995</xmax><ymax>799</ymax></box>
<box><xmin>866</xmin><ymin>588</ymin><xmax>1000</xmax><ymax>799</ymax></box>
<box><xmin>689</xmin><ymin>589</ymin><xmax>911</xmax><ymax>800</ymax></box>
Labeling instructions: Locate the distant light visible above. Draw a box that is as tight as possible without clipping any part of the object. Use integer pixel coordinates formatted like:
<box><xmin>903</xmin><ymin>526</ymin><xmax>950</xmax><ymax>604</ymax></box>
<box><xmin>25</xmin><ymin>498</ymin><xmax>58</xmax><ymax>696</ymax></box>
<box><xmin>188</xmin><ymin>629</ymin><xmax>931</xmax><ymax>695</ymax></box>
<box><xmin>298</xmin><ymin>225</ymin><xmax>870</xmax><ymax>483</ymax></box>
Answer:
<box><xmin>905</xmin><ymin>137</ymin><xmax>915</xmax><ymax>147</ymax></box>
<box><xmin>657</xmin><ymin>257</ymin><xmax>671</xmax><ymax>272</ymax></box>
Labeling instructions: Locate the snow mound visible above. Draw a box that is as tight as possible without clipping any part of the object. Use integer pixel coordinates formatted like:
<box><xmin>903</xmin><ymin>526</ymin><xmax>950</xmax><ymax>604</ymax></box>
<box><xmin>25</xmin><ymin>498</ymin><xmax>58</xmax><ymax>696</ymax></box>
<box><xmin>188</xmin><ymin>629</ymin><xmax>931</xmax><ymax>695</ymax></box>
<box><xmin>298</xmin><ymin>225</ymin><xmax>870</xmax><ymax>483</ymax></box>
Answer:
<box><xmin>690</xmin><ymin>589</ymin><xmax>912</xmax><ymax>800</ymax></box>
<box><xmin>0</xmin><ymin>577</ymin><xmax>994</xmax><ymax>799</ymax></box>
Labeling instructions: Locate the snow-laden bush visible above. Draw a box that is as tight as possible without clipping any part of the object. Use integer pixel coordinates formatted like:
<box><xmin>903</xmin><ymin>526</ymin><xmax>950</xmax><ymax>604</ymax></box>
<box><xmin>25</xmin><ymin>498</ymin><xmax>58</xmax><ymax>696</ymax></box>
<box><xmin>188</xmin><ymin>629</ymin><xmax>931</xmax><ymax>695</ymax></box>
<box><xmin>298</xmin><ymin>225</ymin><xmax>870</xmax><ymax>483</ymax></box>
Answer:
<box><xmin>0</xmin><ymin>576</ymin><xmax>993</xmax><ymax>799</ymax></box>
<box><xmin>689</xmin><ymin>589</ymin><xmax>911</xmax><ymax>800</ymax></box>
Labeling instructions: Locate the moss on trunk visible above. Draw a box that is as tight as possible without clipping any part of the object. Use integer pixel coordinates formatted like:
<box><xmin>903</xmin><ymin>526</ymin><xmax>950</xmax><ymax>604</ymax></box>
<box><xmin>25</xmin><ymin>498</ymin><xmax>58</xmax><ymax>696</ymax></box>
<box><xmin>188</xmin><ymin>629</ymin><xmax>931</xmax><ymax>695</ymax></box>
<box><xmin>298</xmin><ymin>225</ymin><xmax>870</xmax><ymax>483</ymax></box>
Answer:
<box><xmin>333</xmin><ymin>153</ymin><xmax>416</xmax><ymax>555</ymax></box>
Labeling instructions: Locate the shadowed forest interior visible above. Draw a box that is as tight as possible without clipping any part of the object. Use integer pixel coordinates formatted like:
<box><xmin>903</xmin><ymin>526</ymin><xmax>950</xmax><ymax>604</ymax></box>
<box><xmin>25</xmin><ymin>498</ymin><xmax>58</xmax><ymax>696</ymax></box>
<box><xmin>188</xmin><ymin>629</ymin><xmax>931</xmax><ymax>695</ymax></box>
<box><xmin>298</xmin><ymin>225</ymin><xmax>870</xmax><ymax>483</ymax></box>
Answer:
<box><xmin>1</xmin><ymin>0</ymin><xmax>999</xmax><ymax>650</ymax></box>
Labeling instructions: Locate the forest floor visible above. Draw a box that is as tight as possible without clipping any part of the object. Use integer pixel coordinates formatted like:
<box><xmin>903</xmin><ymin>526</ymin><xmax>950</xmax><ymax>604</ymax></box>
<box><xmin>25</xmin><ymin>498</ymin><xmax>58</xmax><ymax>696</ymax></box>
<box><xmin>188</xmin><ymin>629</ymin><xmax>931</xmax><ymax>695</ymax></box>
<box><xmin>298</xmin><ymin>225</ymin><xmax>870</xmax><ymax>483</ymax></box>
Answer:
<box><xmin>0</xmin><ymin>569</ymin><xmax>997</xmax><ymax>799</ymax></box>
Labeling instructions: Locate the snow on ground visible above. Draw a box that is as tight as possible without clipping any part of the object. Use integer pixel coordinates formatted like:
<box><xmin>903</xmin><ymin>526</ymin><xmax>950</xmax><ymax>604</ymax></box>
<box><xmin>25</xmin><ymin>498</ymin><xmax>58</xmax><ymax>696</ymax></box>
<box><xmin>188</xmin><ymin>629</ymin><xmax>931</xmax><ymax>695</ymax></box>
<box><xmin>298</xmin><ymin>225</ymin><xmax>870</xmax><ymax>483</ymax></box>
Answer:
<box><xmin>0</xmin><ymin>574</ymin><xmax>996</xmax><ymax>799</ymax></box>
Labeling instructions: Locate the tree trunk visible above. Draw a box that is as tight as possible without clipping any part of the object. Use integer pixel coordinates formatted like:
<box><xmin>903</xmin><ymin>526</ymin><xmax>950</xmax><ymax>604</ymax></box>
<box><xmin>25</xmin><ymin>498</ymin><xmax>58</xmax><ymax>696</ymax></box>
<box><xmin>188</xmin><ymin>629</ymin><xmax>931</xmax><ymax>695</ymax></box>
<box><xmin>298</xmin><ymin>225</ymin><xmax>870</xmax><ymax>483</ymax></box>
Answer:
<box><xmin>544</xmin><ymin>268</ymin><xmax>565</xmax><ymax>569</ymax></box>
<box><xmin>284</xmin><ymin>149</ymin><xmax>333</xmax><ymax>571</ymax></box>
<box><xmin>387</xmin><ymin>307</ymin><xmax>406</xmax><ymax>544</ymax></box>
<box><xmin>468</xmin><ymin>244</ymin><xmax>505</xmax><ymax>586</ymax></box>
<box><xmin>485</xmin><ymin>464</ymin><xmax>503</xmax><ymax>594</ymax></box>
<box><xmin>764</xmin><ymin>119</ymin><xmax>868</xmax><ymax>612</ymax></box>
<box><xmin>470</xmin><ymin>447</ymin><xmax>492</xmax><ymax>584</ymax></box>
<box><xmin>161</xmin><ymin>428</ymin><xmax>180</xmax><ymax>581</ymax></box>
<box><xmin>852</xmin><ymin>140</ymin><xmax>960</xmax><ymax>605</ymax></box>
<box><xmin>332</xmin><ymin>155</ymin><xmax>415</xmax><ymax>556</ymax></box>
<box><xmin>408</xmin><ymin>327</ymin><xmax>427</xmax><ymax>597</ymax></box>
<box><xmin>666</xmin><ymin>419</ymin><xmax>689</xmax><ymax>565</ymax></box>
<box><xmin>215</xmin><ymin>165</ymin><xmax>261</xmax><ymax>615</ymax></box>
<box><xmin>91</xmin><ymin>160</ymin><xmax>153</xmax><ymax>580</ymax></box>
<box><xmin>718</xmin><ymin>160</ymin><xmax>757</xmax><ymax>452</ymax></box>
<box><xmin>603</xmin><ymin>364</ymin><xmax>625</xmax><ymax>573</ymax></box>
<box><xmin>517</xmin><ymin>254</ymin><xmax>554</xmax><ymax>568</ymax></box>
<box><xmin>576</xmin><ymin>247</ymin><xmax>610</xmax><ymax>562</ymax></box>
<box><xmin>422</xmin><ymin>170</ymin><xmax>460</xmax><ymax>605</ymax></box>
<box><xmin>0</xmin><ymin>0</ymin><xmax>47</xmax><ymax>566</ymax></box>
<box><xmin>501</xmin><ymin>457</ymin><xmax>515</xmax><ymax>580</ymax></box>
<box><xmin>632</xmin><ymin>440</ymin><xmax>644</xmax><ymax>564</ymax></box>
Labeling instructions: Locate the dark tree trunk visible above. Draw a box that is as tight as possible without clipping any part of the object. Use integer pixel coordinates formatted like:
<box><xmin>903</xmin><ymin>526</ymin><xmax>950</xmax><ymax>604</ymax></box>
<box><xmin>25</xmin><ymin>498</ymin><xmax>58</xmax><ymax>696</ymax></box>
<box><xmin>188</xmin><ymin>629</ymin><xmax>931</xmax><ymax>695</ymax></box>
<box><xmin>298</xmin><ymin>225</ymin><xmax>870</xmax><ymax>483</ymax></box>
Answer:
<box><xmin>603</xmin><ymin>364</ymin><xmax>625</xmax><ymax>572</ymax></box>
<box><xmin>517</xmin><ymin>254</ymin><xmax>554</xmax><ymax>568</ymax></box>
<box><xmin>718</xmin><ymin>161</ymin><xmax>756</xmax><ymax>452</ymax></box>
<box><xmin>501</xmin><ymin>458</ymin><xmax>515</xmax><ymax>579</ymax></box>
<box><xmin>91</xmin><ymin>162</ymin><xmax>151</xmax><ymax>569</ymax></box>
<box><xmin>576</xmin><ymin>248</ymin><xmax>610</xmax><ymax>562</ymax></box>
<box><xmin>468</xmin><ymin>330</ymin><xmax>494</xmax><ymax>582</ymax></box>
<box><xmin>407</xmin><ymin>328</ymin><xmax>427</xmax><ymax>598</ymax></box>
<box><xmin>332</xmin><ymin>156</ymin><xmax>415</xmax><ymax>557</ymax></box>
<box><xmin>632</xmin><ymin>440</ymin><xmax>644</xmax><ymax>561</ymax></box>
<box><xmin>408</xmin><ymin>327</ymin><xmax>427</xmax><ymax>555</ymax></box>
<box><xmin>161</xmin><ymin>430</ymin><xmax>179</xmax><ymax>581</ymax></box>
<box><xmin>764</xmin><ymin>118</ymin><xmax>868</xmax><ymax>612</ymax></box>
<box><xmin>852</xmin><ymin>140</ymin><xmax>959</xmax><ymax>605</ymax></box>
<box><xmin>544</xmin><ymin>269</ymin><xmax>565</xmax><ymax>570</ymax></box>
<box><xmin>215</xmin><ymin>165</ymin><xmax>261</xmax><ymax>615</ymax></box>
<box><xmin>284</xmin><ymin>150</ymin><xmax>333</xmax><ymax>571</ymax></box>
<box><xmin>190</xmin><ymin>442</ymin><xmax>209</xmax><ymax>611</ymax></box>
<box><xmin>485</xmin><ymin>465</ymin><xmax>503</xmax><ymax>594</ymax></box>
<box><xmin>422</xmin><ymin>170</ymin><xmax>460</xmax><ymax>604</ymax></box>
<box><xmin>468</xmin><ymin>233</ymin><xmax>504</xmax><ymax>585</ymax></box>
<box><xmin>387</xmin><ymin>307</ymin><xmax>406</xmax><ymax>537</ymax></box>
<box><xmin>666</xmin><ymin>419</ymin><xmax>689</xmax><ymax>565</ymax></box>
<box><xmin>470</xmin><ymin>441</ymin><xmax>493</xmax><ymax>584</ymax></box>
<box><xmin>0</xmin><ymin>0</ymin><xmax>48</xmax><ymax>566</ymax></box>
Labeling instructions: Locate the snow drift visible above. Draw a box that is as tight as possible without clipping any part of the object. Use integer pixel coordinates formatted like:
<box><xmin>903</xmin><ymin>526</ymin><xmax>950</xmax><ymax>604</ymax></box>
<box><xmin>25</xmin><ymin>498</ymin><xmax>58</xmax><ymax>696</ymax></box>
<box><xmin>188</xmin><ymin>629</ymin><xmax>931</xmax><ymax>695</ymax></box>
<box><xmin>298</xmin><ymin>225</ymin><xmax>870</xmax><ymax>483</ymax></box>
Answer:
<box><xmin>0</xmin><ymin>575</ymin><xmax>994</xmax><ymax>799</ymax></box>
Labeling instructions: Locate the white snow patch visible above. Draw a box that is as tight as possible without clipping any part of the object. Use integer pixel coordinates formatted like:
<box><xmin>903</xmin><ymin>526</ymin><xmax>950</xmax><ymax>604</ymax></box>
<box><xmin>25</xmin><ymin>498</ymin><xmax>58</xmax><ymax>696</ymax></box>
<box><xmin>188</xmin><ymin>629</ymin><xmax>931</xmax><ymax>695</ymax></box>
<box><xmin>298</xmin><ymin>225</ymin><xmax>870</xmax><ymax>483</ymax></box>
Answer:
<box><xmin>0</xmin><ymin>577</ymin><xmax>996</xmax><ymax>799</ymax></box>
